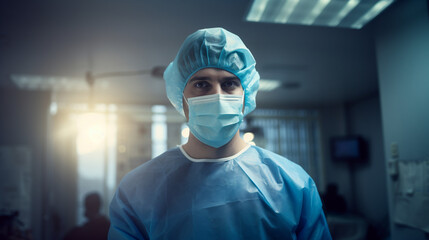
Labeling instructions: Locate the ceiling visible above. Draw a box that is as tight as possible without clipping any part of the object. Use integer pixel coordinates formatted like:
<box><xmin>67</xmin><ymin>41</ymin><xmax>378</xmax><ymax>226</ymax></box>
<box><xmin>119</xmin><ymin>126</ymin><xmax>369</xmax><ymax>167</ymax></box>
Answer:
<box><xmin>0</xmin><ymin>0</ymin><xmax>388</xmax><ymax>109</ymax></box>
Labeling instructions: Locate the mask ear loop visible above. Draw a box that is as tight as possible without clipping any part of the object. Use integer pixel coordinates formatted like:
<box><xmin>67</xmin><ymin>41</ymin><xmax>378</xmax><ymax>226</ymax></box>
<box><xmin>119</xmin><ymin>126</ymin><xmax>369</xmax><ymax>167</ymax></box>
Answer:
<box><xmin>183</xmin><ymin>94</ymin><xmax>190</xmax><ymax>107</ymax></box>
<box><xmin>183</xmin><ymin>94</ymin><xmax>190</xmax><ymax>122</ymax></box>
<box><xmin>241</xmin><ymin>94</ymin><xmax>246</xmax><ymax>114</ymax></box>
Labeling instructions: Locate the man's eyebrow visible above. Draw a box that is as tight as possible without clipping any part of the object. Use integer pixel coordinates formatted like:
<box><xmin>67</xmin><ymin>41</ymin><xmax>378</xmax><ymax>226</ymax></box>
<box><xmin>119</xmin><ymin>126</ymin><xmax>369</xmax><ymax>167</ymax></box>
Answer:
<box><xmin>188</xmin><ymin>76</ymin><xmax>211</xmax><ymax>82</ymax></box>
<box><xmin>222</xmin><ymin>76</ymin><xmax>240</xmax><ymax>81</ymax></box>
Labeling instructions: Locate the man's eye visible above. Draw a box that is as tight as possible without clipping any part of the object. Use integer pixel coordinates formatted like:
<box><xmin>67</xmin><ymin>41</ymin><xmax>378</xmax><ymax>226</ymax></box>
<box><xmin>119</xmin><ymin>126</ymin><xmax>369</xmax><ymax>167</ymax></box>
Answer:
<box><xmin>194</xmin><ymin>81</ymin><xmax>208</xmax><ymax>88</ymax></box>
<box><xmin>222</xmin><ymin>80</ymin><xmax>239</xmax><ymax>89</ymax></box>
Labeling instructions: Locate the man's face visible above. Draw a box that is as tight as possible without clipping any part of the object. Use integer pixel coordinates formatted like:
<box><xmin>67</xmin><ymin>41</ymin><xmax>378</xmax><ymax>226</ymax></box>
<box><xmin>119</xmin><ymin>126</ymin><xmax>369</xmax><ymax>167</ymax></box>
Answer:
<box><xmin>183</xmin><ymin>68</ymin><xmax>244</xmax><ymax>121</ymax></box>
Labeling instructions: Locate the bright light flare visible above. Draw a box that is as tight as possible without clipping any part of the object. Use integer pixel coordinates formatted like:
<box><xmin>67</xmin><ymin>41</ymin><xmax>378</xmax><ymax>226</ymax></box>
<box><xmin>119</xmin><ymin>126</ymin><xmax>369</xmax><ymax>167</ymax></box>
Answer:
<box><xmin>76</xmin><ymin>113</ymin><xmax>107</xmax><ymax>155</ymax></box>
<box><xmin>243</xmin><ymin>132</ymin><xmax>255</xmax><ymax>143</ymax></box>
<box><xmin>181</xmin><ymin>127</ymin><xmax>190</xmax><ymax>138</ymax></box>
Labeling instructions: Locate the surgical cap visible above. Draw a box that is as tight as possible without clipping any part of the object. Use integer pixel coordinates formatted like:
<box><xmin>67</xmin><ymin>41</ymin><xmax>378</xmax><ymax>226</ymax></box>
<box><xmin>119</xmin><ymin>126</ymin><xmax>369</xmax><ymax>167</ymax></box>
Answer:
<box><xmin>163</xmin><ymin>27</ymin><xmax>260</xmax><ymax>116</ymax></box>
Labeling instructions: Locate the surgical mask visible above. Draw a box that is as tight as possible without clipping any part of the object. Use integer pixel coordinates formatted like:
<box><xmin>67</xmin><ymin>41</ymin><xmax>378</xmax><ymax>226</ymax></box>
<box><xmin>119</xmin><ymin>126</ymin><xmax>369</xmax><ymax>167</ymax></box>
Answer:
<box><xmin>185</xmin><ymin>94</ymin><xmax>244</xmax><ymax>148</ymax></box>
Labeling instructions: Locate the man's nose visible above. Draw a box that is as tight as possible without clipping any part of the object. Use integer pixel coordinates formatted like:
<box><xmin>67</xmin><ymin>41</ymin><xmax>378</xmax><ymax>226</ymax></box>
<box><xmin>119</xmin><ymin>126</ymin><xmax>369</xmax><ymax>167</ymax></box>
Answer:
<box><xmin>209</xmin><ymin>82</ymin><xmax>223</xmax><ymax>95</ymax></box>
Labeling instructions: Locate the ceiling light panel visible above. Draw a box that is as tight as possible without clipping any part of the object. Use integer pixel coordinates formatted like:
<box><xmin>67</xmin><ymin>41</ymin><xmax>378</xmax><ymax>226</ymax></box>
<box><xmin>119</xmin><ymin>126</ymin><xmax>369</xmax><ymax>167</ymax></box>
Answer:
<box><xmin>11</xmin><ymin>75</ymin><xmax>89</xmax><ymax>91</ymax></box>
<box><xmin>246</xmin><ymin>0</ymin><xmax>394</xmax><ymax>29</ymax></box>
<box><xmin>259</xmin><ymin>79</ymin><xmax>281</xmax><ymax>91</ymax></box>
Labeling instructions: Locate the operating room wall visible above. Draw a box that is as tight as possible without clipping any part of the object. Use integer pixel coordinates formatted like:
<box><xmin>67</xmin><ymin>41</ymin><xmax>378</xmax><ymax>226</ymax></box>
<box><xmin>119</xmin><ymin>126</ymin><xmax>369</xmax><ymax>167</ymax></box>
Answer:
<box><xmin>346</xmin><ymin>95</ymin><xmax>388</xmax><ymax>227</ymax></box>
<box><xmin>315</xmin><ymin>94</ymin><xmax>392</xmax><ymax>240</ymax></box>
<box><xmin>319</xmin><ymin>105</ymin><xmax>349</xmax><ymax>199</ymax></box>
<box><xmin>0</xmin><ymin>88</ymin><xmax>50</xmax><ymax>240</ymax></box>
<box><xmin>374</xmin><ymin>0</ymin><xmax>429</xmax><ymax>239</ymax></box>
<box><xmin>318</xmin><ymin>96</ymin><xmax>388</xmax><ymax>228</ymax></box>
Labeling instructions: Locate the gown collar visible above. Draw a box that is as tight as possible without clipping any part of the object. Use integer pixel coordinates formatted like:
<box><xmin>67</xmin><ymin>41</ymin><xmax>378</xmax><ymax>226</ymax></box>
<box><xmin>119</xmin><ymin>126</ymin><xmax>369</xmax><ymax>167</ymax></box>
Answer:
<box><xmin>179</xmin><ymin>144</ymin><xmax>251</xmax><ymax>163</ymax></box>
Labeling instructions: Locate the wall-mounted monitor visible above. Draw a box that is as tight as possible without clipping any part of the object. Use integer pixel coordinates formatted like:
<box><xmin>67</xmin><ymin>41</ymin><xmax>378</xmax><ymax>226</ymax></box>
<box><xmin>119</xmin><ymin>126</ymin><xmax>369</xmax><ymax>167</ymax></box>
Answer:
<box><xmin>330</xmin><ymin>136</ymin><xmax>368</xmax><ymax>163</ymax></box>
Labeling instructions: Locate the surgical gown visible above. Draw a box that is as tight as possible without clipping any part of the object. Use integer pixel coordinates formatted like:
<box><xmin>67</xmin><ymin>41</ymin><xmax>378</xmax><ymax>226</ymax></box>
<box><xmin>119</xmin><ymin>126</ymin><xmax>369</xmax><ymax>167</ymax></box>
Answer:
<box><xmin>109</xmin><ymin>145</ymin><xmax>332</xmax><ymax>240</ymax></box>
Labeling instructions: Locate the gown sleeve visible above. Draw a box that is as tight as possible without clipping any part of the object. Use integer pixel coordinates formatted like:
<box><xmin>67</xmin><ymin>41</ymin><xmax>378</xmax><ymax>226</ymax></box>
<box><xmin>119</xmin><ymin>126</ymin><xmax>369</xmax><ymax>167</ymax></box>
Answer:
<box><xmin>108</xmin><ymin>186</ymin><xmax>148</xmax><ymax>240</ymax></box>
<box><xmin>296</xmin><ymin>178</ymin><xmax>332</xmax><ymax>240</ymax></box>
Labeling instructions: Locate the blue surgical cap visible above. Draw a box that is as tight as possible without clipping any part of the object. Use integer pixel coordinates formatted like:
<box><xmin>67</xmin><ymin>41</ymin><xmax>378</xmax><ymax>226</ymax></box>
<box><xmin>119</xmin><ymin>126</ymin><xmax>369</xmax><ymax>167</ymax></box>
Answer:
<box><xmin>163</xmin><ymin>27</ymin><xmax>260</xmax><ymax>116</ymax></box>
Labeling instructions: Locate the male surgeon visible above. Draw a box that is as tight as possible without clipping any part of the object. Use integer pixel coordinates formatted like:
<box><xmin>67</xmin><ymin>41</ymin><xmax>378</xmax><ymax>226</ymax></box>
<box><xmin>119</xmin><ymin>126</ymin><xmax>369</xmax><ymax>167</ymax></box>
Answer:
<box><xmin>108</xmin><ymin>27</ymin><xmax>332</xmax><ymax>240</ymax></box>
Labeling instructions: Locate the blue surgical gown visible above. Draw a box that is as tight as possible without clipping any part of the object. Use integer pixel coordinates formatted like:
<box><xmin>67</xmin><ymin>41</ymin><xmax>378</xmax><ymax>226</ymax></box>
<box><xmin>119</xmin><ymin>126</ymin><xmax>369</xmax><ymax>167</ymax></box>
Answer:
<box><xmin>109</xmin><ymin>145</ymin><xmax>332</xmax><ymax>240</ymax></box>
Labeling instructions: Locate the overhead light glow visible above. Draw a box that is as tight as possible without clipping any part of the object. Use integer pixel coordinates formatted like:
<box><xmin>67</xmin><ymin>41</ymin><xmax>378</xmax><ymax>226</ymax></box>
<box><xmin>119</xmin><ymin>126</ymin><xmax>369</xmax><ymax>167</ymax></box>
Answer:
<box><xmin>259</xmin><ymin>79</ymin><xmax>281</xmax><ymax>91</ymax></box>
<box><xmin>246</xmin><ymin>0</ymin><xmax>269</xmax><ymax>22</ymax></box>
<box><xmin>275</xmin><ymin>0</ymin><xmax>299</xmax><ymax>24</ymax></box>
<box><xmin>302</xmin><ymin>0</ymin><xmax>331</xmax><ymax>25</ymax></box>
<box><xmin>328</xmin><ymin>0</ymin><xmax>360</xmax><ymax>26</ymax></box>
<box><xmin>351</xmin><ymin>0</ymin><xmax>393</xmax><ymax>29</ymax></box>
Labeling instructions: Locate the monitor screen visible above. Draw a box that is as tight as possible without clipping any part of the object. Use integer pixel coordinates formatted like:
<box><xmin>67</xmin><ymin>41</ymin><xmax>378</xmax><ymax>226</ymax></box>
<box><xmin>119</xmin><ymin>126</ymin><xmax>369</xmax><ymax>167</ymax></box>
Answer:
<box><xmin>331</xmin><ymin>136</ymin><xmax>367</xmax><ymax>163</ymax></box>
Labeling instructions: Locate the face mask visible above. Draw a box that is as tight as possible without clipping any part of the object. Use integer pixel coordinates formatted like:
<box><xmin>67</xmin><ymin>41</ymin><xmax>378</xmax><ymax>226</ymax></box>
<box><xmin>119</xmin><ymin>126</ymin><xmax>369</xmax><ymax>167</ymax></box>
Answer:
<box><xmin>185</xmin><ymin>94</ymin><xmax>244</xmax><ymax>148</ymax></box>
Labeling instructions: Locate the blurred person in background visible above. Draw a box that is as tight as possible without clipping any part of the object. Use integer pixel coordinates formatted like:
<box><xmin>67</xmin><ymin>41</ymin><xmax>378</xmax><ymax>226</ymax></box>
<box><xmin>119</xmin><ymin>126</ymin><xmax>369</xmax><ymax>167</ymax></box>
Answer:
<box><xmin>63</xmin><ymin>192</ymin><xmax>110</xmax><ymax>240</ymax></box>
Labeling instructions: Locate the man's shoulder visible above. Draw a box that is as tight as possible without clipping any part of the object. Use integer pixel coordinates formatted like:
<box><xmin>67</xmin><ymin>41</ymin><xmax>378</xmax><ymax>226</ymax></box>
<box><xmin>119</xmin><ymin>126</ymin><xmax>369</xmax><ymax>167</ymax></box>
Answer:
<box><xmin>249</xmin><ymin>146</ymin><xmax>306</xmax><ymax>171</ymax></box>
<box><xmin>247</xmin><ymin>145</ymin><xmax>312</xmax><ymax>185</ymax></box>
<box><xmin>118</xmin><ymin>147</ymin><xmax>182</xmax><ymax>186</ymax></box>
